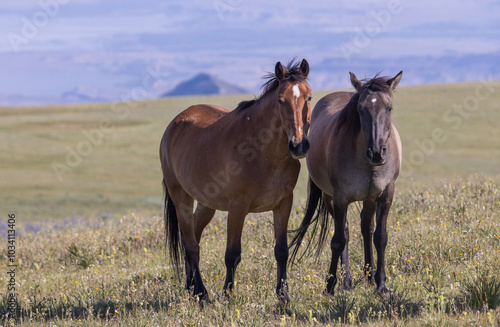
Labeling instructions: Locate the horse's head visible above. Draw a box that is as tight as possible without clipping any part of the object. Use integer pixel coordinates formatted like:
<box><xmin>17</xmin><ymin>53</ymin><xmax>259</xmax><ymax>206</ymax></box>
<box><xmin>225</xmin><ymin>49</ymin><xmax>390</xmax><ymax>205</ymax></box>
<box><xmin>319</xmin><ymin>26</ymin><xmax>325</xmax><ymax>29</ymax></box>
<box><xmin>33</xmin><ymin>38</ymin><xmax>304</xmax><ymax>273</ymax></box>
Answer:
<box><xmin>350</xmin><ymin>71</ymin><xmax>403</xmax><ymax>166</ymax></box>
<box><xmin>274</xmin><ymin>59</ymin><xmax>312</xmax><ymax>159</ymax></box>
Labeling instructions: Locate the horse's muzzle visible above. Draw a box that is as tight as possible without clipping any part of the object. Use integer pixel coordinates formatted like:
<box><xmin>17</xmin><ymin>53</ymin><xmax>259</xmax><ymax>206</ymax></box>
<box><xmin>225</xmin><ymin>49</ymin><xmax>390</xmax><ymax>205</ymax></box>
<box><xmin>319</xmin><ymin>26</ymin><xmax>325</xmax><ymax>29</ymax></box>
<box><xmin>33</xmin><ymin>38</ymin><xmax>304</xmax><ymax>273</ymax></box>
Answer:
<box><xmin>366</xmin><ymin>147</ymin><xmax>386</xmax><ymax>166</ymax></box>
<box><xmin>289</xmin><ymin>137</ymin><xmax>310</xmax><ymax>159</ymax></box>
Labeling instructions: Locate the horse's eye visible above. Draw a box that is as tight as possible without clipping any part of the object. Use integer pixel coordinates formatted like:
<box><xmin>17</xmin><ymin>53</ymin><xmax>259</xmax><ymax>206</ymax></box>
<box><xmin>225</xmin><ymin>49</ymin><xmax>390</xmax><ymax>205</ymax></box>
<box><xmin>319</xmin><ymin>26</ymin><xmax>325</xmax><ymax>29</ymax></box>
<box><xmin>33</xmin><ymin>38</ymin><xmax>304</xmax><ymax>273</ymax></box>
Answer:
<box><xmin>307</xmin><ymin>96</ymin><xmax>312</xmax><ymax>102</ymax></box>
<box><xmin>278</xmin><ymin>98</ymin><xmax>285</xmax><ymax>104</ymax></box>
<box><xmin>387</xmin><ymin>106</ymin><xmax>393</xmax><ymax>112</ymax></box>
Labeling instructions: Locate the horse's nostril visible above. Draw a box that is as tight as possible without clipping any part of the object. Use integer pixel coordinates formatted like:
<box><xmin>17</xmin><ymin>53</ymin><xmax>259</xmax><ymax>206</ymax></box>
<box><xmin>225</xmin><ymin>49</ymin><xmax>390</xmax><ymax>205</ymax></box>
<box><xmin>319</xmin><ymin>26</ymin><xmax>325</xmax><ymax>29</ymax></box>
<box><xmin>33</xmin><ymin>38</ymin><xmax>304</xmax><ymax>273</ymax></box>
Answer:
<box><xmin>289</xmin><ymin>139</ymin><xmax>309</xmax><ymax>157</ymax></box>
<box><xmin>366</xmin><ymin>149</ymin><xmax>373</xmax><ymax>160</ymax></box>
<box><xmin>302</xmin><ymin>138</ymin><xmax>310</xmax><ymax>152</ymax></box>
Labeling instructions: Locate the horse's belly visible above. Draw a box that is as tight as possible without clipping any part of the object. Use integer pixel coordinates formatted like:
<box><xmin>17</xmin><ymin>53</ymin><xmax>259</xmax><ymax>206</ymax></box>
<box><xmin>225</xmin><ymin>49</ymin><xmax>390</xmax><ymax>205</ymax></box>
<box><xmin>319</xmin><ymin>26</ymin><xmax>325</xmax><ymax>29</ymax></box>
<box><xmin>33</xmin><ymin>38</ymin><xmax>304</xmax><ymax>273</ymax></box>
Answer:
<box><xmin>174</xmin><ymin>161</ymin><xmax>235</xmax><ymax>211</ymax></box>
<box><xmin>249</xmin><ymin>185</ymin><xmax>293</xmax><ymax>212</ymax></box>
<box><xmin>175</xmin><ymin>158</ymin><xmax>298</xmax><ymax>213</ymax></box>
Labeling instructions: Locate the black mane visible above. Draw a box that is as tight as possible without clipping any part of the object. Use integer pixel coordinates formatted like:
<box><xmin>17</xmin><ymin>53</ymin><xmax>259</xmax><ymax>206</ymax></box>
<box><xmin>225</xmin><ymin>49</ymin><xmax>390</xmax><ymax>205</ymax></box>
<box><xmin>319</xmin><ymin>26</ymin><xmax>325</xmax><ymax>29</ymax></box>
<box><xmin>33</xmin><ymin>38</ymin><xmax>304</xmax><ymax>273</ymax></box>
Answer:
<box><xmin>335</xmin><ymin>92</ymin><xmax>361</xmax><ymax>138</ymax></box>
<box><xmin>235</xmin><ymin>59</ymin><xmax>307</xmax><ymax>111</ymax></box>
<box><xmin>361</xmin><ymin>74</ymin><xmax>392</xmax><ymax>93</ymax></box>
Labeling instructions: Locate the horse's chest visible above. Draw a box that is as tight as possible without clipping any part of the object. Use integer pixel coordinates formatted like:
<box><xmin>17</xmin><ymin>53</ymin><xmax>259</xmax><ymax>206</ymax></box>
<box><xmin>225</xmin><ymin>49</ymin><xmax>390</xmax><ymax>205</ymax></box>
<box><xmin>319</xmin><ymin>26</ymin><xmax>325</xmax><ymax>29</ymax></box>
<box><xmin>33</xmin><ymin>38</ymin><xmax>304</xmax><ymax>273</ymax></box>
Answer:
<box><xmin>337</xmin><ymin>170</ymin><xmax>388</xmax><ymax>202</ymax></box>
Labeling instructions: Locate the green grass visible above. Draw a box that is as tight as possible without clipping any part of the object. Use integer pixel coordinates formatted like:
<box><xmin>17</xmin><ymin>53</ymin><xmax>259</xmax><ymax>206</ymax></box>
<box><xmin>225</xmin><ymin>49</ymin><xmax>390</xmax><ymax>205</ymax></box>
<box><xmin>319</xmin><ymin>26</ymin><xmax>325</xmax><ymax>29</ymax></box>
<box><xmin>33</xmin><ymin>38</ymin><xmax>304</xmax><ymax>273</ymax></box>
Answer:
<box><xmin>1</xmin><ymin>81</ymin><xmax>500</xmax><ymax>220</ymax></box>
<box><xmin>0</xmin><ymin>177</ymin><xmax>498</xmax><ymax>326</ymax></box>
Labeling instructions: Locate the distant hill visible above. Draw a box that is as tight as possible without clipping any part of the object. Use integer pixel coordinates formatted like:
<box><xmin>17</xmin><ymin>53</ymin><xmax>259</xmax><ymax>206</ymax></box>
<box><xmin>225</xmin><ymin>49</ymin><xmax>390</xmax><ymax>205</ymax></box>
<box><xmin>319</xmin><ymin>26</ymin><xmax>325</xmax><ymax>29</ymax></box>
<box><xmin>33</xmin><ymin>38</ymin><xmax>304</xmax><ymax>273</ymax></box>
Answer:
<box><xmin>163</xmin><ymin>73</ymin><xmax>247</xmax><ymax>97</ymax></box>
<box><xmin>61</xmin><ymin>86</ymin><xmax>110</xmax><ymax>103</ymax></box>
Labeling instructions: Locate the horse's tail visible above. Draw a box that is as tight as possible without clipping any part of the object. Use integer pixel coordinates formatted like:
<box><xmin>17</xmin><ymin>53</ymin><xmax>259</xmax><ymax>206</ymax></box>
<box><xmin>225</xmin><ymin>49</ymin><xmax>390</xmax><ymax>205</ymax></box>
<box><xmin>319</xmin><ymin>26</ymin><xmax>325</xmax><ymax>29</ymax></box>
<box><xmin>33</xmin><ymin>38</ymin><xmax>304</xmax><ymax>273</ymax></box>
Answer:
<box><xmin>289</xmin><ymin>177</ymin><xmax>330</xmax><ymax>266</ymax></box>
<box><xmin>163</xmin><ymin>180</ymin><xmax>183</xmax><ymax>277</ymax></box>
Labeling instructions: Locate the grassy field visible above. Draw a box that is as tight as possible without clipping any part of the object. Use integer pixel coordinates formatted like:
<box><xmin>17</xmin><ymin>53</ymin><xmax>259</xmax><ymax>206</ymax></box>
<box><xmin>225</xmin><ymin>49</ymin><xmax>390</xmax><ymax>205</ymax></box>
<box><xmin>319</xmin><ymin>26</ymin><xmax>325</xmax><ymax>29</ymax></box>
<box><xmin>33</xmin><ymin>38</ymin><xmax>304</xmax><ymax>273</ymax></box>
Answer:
<box><xmin>0</xmin><ymin>177</ymin><xmax>498</xmax><ymax>326</ymax></box>
<box><xmin>1</xmin><ymin>81</ymin><xmax>499</xmax><ymax>221</ymax></box>
<box><xmin>0</xmin><ymin>81</ymin><xmax>499</xmax><ymax>325</ymax></box>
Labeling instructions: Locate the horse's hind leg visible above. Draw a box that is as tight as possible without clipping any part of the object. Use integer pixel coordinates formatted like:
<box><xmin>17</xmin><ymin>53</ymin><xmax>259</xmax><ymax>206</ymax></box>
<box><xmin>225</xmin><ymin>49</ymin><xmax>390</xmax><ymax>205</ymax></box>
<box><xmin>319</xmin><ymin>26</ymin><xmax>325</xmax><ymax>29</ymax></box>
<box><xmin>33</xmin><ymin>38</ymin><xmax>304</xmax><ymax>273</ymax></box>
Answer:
<box><xmin>184</xmin><ymin>204</ymin><xmax>214</xmax><ymax>294</ymax></box>
<box><xmin>223</xmin><ymin>205</ymin><xmax>248</xmax><ymax>293</ymax></box>
<box><xmin>272</xmin><ymin>194</ymin><xmax>293</xmax><ymax>304</ymax></box>
<box><xmin>171</xmin><ymin>188</ymin><xmax>209</xmax><ymax>300</ymax></box>
<box><xmin>326</xmin><ymin>200</ymin><xmax>348</xmax><ymax>295</ymax></box>
<box><xmin>194</xmin><ymin>203</ymin><xmax>216</xmax><ymax>243</ymax></box>
<box><xmin>324</xmin><ymin>195</ymin><xmax>352</xmax><ymax>290</ymax></box>
<box><xmin>374</xmin><ymin>182</ymin><xmax>395</xmax><ymax>294</ymax></box>
<box><xmin>360</xmin><ymin>200</ymin><xmax>376</xmax><ymax>283</ymax></box>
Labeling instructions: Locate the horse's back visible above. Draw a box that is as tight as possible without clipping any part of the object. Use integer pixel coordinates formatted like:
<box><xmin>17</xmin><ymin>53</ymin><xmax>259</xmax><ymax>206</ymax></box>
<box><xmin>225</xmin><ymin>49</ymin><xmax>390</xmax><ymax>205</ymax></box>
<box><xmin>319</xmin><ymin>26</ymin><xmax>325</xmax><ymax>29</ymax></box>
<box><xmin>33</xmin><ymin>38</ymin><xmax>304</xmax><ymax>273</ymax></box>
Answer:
<box><xmin>161</xmin><ymin>104</ymin><xmax>228</xmax><ymax>153</ymax></box>
<box><xmin>170</xmin><ymin>104</ymin><xmax>229</xmax><ymax>130</ymax></box>
<box><xmin>312</xmin><ymin>91</ymin><xmax>353</xmax><ymax>121</ymax></box>
<box><xmin>307</xmin><ymin>92</ymin><xmax>354</xmax><ymax>196</ymax></box>
<box><xmin>309</xmin><ymin>91</ymin><xmax>353</xmax><ymax>147</ymax></box>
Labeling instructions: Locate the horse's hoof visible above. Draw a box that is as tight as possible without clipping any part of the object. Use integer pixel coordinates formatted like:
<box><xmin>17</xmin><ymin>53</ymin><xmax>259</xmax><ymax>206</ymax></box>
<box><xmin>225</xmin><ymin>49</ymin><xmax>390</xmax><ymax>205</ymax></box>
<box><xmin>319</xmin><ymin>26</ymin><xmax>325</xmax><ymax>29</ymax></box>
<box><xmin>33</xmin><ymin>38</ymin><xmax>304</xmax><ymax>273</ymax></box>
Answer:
<box><xmin>194</xmin><ymin>288</ymin><xmax>209</xmax><ymax>303</ymax></box>
<box><xmin>278</xmin><ymin>293</ymin><xmax>290</xmax><ymax>306</ymax></box>
<box><xmin>276</xmin><ymin>287</ymin><xmax>290</xmax><ymax>306</ymax></box>
<box><xmin>376</xmin><ymin>285</ymin><xmax>388</xmax><ymax>295</ymax></box>
<box><xmin>323</xmin><ymin>288</ymin><xmax>335</xmax><ymax>297</ymax></box>
<box><xmin>325</xmin><ymin>279</ymin><xmax>337</xmax><ymax>296</ymax></box>
<box><xmin>342</xmin><ymin>278</ymin><xmax>353</xmax><ymax>290</ymax></box>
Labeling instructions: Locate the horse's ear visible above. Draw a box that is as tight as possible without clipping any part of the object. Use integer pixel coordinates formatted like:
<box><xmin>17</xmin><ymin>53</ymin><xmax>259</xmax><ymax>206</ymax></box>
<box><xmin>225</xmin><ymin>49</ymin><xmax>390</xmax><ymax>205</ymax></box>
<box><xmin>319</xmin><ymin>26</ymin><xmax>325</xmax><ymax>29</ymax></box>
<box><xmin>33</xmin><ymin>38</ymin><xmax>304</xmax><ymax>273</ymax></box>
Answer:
<box><xmin>300</xmin><ymin>59</ymin><xmax>309</xmax><ymax>78</ymax></box>
<box><xmin>349</xmin><ymin>72</ymin><xmax>362</xmax><ymax>92</ymax></box>
<box><xmin>275</xmin><ymin>62</ymin><xmax>286</xmax><ymax>82</ymax></box>
<box><xmin>387</xmin><ymin>71</ymin><xmax>403</xmax><ymax>90</ymax></box>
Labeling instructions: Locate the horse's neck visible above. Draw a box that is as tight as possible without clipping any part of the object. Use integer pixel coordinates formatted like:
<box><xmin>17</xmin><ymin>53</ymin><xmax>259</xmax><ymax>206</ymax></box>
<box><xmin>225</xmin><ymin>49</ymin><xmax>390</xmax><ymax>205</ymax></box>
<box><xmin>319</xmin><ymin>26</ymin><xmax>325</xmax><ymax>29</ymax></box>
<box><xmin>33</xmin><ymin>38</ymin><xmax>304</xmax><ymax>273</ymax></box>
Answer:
<box><xmin>336</xmin><ymin>96</ymin><xmax>367</xmax><ymax>161</ymax></box>
<box><xmin>244</xmin><ymin>92</ymin><xmax>290</xmax><ymax>159</ymax></box>
<box><xmin>337</xmin><ymin>95</ymin><xmax>362</xmax><ymax>143</ymax></box>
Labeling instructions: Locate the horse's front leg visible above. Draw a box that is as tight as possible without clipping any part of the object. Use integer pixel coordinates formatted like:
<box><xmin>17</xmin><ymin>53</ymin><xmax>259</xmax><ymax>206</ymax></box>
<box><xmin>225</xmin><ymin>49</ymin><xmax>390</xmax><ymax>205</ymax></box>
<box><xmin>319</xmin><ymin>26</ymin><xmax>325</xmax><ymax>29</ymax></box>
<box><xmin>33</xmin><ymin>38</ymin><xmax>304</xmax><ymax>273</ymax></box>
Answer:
<box><xmin>360</xmin><ymin>200</ymin><xmax>377</xmax><ymax>283</ymax></box>
<box><xmin>326</xmin><ymin>202</ymin><xmax>348</xmax><ymax>296</ymax></box>
<box><xmin>272</xmin><ymin>194</ymin><xmax>293</xmax><ymax>304</ymax></box>
<box><xmin>223</xmin><ymin>205</ymin><xmax>248</xmax><ymax>293</ymax></box>
<box><xmin>341</xmin><ymin>218</ymin><xmax>352</xmax><ymax>289</ymax></box>
<box><xmin>374</xmin><ymin>183</ymin><xmax>395</xmax><ymax>293</ymax></box>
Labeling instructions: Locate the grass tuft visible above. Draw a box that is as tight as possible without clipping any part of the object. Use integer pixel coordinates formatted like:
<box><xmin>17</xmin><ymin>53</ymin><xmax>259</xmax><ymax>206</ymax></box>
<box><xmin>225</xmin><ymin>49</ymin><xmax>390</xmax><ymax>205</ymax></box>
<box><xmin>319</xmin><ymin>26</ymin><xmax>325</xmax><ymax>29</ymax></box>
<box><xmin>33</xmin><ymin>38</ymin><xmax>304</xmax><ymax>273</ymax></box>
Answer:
<box><xmin>330</xmin><ymin>290</ymin><xmax>356</xmax><ymax>323</ymax></box>
<box><xmin>461</xmin><ymin>272</ymin><xmax>500</xmax><ymax>311</ymax></box>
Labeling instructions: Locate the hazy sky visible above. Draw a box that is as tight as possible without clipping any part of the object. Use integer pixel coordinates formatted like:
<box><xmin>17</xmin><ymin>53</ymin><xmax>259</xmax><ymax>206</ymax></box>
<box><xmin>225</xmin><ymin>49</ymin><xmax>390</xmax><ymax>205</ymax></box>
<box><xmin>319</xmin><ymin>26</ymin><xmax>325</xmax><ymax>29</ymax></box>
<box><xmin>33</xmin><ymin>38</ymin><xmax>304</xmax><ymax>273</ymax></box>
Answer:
<box><xmin>1</xmin><ymin>0</ymin><xmax>499</xmax><ymax>104</ymax></box>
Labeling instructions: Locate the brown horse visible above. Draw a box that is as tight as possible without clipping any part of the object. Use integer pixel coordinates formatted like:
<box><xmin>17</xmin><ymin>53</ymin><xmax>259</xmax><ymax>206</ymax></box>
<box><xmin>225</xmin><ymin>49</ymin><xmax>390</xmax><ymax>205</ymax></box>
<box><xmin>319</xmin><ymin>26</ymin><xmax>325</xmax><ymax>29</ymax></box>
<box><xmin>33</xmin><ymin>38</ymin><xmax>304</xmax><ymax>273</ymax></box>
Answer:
<box><xmin>160</xmin><ymin>59</ymin><xmax>312</xmax><ymax>302</ymax></box>
<box><xmin>290</xmin><ymin>71</ymin><xmax>403</xmax><ymax>296</ymax></box>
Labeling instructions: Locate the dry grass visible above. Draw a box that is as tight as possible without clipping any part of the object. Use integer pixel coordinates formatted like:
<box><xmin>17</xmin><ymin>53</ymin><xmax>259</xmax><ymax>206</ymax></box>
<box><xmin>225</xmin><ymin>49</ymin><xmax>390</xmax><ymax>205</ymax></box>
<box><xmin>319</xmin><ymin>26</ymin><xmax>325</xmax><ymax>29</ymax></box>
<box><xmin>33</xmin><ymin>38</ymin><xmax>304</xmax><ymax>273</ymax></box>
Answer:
<box><xmin>0</xmin><ymin>177</ymin><xmax>498</xmax><ymax>326</ymax></box>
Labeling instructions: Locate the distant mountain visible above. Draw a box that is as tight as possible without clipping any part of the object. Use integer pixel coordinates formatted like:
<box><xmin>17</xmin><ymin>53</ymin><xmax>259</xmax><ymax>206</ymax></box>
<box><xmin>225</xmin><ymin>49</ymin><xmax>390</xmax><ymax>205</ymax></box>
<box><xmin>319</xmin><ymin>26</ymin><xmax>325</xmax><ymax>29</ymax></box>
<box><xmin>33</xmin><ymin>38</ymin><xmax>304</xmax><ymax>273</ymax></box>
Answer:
<box><xmin>61</xmin><ymin>86</ymin><xmax>110</xmax><ymax>103</ymax></box>
<box><xmin>1</xmin><ymin>53</ymin><xmax>499</xmax><ymax>107</ymax></box>
<box><xmin>163</xmin><ymin>73</ymin><xmax>247</xmax><ymax>97</ymax></box>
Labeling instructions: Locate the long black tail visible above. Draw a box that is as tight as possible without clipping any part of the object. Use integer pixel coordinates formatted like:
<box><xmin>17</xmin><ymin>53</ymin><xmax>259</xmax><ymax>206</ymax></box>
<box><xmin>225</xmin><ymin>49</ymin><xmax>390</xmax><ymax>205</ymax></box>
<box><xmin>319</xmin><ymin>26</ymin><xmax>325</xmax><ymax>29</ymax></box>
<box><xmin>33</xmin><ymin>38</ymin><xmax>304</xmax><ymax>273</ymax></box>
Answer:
<box><xmin>289</xmin><ymin>177</ymin><xmax>330</xmax><ymax>266</ymax></box>
<box><xmin>163</xmin><ymin>180</ymin><xmax>183</xmax><ymax>277</ymax></box>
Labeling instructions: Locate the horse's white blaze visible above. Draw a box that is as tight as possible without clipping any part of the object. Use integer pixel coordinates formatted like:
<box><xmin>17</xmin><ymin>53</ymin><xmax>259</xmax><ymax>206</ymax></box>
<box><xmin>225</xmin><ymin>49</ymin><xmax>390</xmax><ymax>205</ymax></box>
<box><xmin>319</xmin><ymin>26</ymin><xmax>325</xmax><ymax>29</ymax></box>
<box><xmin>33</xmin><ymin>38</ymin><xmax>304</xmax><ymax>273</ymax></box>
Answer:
<box><xmin>292</xmin><ymin>84</ymin><xmax>300</xmax><ymax>104</ymax></box>
<box><xmin>371</xmin><ymin>97</ymin><xmax>377</xmax><ymax>103</ymax></box>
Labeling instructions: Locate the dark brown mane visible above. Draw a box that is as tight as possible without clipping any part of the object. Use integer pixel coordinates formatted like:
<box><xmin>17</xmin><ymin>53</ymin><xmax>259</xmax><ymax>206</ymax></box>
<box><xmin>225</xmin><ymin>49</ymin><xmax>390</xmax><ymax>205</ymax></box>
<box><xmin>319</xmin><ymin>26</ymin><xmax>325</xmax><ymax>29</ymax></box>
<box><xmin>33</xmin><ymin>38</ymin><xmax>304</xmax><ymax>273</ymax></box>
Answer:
<box><xmin>235</xmin><ymin>98</ymin><xmax>257</xmax><ymax>111</ymax></box>
<box><xmin>334</xmin><ymin>92</ymin><xmax>361</xmax><ymax>139</ymax></box>
<box><xmin>361</xmin><ymin>74</ymin><xmax>392</xmax><ymax>93</ymax></box>
<box><xmin>236</xmin><ymin>59</ymin><xmax>307</xmax><ymax>112</ymax></box>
